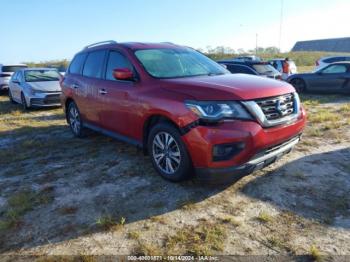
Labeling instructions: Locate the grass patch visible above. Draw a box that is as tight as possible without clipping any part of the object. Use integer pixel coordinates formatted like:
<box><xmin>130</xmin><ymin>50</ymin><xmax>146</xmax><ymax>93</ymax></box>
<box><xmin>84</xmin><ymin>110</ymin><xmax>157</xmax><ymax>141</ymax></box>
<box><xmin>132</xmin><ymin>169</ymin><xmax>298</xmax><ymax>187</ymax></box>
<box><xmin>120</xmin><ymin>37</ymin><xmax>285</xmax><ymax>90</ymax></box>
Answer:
<box><xmin>95</xmin><ymin>215</ymin><xmax>126</xmax><ymax>230</ymax></box>
<box><xmin>96</xmin><ymin>215</ymin><xmax>116</xmax><ymax>229</ymax></box>
<box><xmin>165</xmin><ymin>222</ymin><xmax>227</xmax><ymax>256</ymax></box>
<box><xmin>218</xmin><ymin>215</ymin><xmax>241</xmax><ymax>227</ymax></box>
<box><xmin>150</xmin><ymin>215</ymin><xmax>167</xmax><ymax>225</ymax></box>
<box><xmin>300</xmin><ymin>94</ymin><xmax>343</xmax><ymax>105</ymax></box>
<box><xmin>177</xmin><ymin>200</ymin><xmax>196</xmax><ymax>211</ymax></box>
<box><xmin>128</xmin><ymin>231</ymin><xmax>141</xmax><ymax>240</ymax></box>
<box><xmin>134</xmin><ymin>241</ymin><xmax>162</xmax><ymax>256</ymax></box>
<box><xmin>307</xmin><ymin>110</ymin><xmax>341</xmax><ymax>124</ymax></box>
<box><xmin>310</xmin><ymin>245</ymin><xmax>322</xmax><ymax>261</ymax></box>
<box><xmin>0</xmin><ymin>188</ymin><xmax>53</xmax><ymax>231</ymax></box>
<box><xmin>257</xmin><ymin>211</ymin><xmax>273</xmax><ymax>223</ymax></box>
<box><xmin>307</xmin><ymin>128</ymin><xmax>322</xmax><ymax>137</ymax></box>
<box><xmin>338</xmin><ymin>103</ymin><xmax>350</xmax><ymax>114</ymax></box>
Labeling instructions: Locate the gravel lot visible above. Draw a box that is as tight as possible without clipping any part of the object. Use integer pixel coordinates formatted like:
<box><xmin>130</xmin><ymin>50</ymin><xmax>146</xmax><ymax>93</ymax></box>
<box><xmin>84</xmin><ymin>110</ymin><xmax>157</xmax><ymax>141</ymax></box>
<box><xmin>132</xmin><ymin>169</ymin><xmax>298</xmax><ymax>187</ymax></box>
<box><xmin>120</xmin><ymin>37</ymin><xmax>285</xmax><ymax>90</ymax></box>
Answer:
<box><xmin>0</xmin><ymin>92</ymin><xmax>349</xmax><ymax>258</ymax></box>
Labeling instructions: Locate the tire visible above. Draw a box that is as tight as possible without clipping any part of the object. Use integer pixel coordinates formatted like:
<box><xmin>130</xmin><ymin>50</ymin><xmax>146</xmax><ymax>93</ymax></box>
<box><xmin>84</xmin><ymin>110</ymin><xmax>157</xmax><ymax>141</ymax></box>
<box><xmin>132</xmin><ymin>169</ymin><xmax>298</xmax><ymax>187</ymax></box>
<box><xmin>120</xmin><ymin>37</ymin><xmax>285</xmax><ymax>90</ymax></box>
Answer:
<box><xmin>67</xmin><ymin>101</ymin><xmax>86</xmax><ymax>138</ymax></box>
<box><xmin>21</xmin><ymin>92</ymin><xmax>30</xmax><ymax>110</ymax></box>
<box><xmin>9</xmin><ymin>89</ymin><xmax>16</xmax><ymax>104</ymax></box>
<box><xmin>148</xmin><ymin>122</ymin><xmax>193</xmax><ymax>182</ymax></box>
<box><xmin>290</xmin><ymin>78</ymin><xmax>306</xmax><ymax>93</ymax></box>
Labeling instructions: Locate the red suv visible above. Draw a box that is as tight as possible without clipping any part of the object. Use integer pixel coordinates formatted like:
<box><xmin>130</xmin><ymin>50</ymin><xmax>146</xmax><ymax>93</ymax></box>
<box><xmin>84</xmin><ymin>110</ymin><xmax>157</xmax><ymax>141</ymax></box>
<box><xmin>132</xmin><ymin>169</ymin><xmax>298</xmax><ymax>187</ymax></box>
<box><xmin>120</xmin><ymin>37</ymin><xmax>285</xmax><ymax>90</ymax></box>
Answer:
<box><xmin>61</xmin><ymin>41</ymin><xmax>306</xmax><ymax>183</ymax></box>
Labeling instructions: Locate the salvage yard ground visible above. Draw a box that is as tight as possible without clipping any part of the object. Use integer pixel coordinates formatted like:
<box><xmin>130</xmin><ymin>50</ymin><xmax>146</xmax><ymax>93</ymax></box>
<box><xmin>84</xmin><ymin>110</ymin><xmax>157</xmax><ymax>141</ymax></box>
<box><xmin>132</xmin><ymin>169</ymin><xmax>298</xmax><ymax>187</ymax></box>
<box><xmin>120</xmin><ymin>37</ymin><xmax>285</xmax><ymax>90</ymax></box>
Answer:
<box><xmin>0</xmin><ymin>92</ymin><xmax>349</xmax><ymax>257</ymax></box>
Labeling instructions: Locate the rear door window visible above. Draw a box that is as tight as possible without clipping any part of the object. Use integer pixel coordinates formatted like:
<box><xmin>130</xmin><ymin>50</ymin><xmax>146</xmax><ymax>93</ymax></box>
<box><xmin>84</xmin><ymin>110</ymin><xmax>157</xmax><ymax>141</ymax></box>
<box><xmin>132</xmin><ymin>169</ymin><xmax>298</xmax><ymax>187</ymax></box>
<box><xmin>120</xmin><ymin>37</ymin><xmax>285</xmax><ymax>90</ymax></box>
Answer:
<box><xmin>69</xmin><ymin>53</ymin><xmax>87</xmax><ymax>74</ymax></box>
<box><xmin>82</xmin><ymin>50</ymin><xmax>106</xmax><ymax>78</ymax></box>
<box><xmin>105</xmin><ymin>51</ymin><xmax>133</xmax><ymax>81</ymax></box>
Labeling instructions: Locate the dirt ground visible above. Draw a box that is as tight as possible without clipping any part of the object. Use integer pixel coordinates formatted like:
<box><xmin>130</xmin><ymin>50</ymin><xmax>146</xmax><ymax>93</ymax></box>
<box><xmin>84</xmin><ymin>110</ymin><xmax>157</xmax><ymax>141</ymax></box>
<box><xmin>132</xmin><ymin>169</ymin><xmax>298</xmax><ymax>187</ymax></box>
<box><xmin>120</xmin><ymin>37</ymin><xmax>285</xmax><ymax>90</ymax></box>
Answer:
<box><xmin>0</xmin><ymin>92</ymin><xmax>349</xmax><ymax>258</ymax></box>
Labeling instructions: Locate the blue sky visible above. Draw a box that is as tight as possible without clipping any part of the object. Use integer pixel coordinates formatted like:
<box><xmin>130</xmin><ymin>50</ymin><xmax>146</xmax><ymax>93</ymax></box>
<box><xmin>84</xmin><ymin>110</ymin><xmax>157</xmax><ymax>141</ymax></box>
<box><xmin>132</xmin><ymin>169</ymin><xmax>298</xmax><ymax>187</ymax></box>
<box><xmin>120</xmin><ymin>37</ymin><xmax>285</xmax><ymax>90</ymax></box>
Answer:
<box><xmin>1</xmin><ymin>0</ymin><xmax>349</xmax><ymax>63</ymax></box>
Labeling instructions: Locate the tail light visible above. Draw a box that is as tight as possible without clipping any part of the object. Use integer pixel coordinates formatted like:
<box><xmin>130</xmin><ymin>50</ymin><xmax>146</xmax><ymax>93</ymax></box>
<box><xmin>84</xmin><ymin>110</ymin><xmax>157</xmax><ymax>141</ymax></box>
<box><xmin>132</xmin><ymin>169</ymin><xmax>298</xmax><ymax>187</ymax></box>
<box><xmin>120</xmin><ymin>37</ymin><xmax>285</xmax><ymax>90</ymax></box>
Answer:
<box><xmin>0</xmin><ymin>73</ymin><xmax>11</xmax><ymax>77</ymax></box>
<box><xmin>59</xmin><ymin>74</ymin><xmax>65</xmax><ymax>85</ymax></box>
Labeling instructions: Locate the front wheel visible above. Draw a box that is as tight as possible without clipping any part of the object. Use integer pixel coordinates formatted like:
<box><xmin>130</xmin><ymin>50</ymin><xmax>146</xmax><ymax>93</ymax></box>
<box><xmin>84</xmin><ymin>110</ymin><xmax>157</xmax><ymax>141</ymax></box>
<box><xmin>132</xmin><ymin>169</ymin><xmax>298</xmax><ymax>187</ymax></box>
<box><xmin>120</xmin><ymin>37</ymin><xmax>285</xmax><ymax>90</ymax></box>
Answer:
<box><xmin>148</xmin><ymin>123</ymin><xmax>193</xmax><ymax>182</ymax></box>
<box><xmin>9</xmin><ymin>89</ymin><xmax>16</xmax><ymax>104</ymax></box>
<box><xmin>21</xmin><ymin>92</ymin><xmax>30</xmax><ymax>110</ymax></box>
<box><xmin>290</xmin><ymin>78</ymin><xmax>306</xmax><ymax>93</ymax></box>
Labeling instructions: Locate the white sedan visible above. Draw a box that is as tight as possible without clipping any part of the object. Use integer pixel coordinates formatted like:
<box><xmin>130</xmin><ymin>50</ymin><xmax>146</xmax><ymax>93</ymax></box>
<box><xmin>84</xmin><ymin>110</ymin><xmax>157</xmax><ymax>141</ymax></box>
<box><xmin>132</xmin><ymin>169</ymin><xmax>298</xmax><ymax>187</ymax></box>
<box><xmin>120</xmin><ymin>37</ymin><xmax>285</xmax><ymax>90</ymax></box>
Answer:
<box><xmin>8</xmin><ymin>68</ymin><xmax>62</xmax><ymax>109</ymax></box>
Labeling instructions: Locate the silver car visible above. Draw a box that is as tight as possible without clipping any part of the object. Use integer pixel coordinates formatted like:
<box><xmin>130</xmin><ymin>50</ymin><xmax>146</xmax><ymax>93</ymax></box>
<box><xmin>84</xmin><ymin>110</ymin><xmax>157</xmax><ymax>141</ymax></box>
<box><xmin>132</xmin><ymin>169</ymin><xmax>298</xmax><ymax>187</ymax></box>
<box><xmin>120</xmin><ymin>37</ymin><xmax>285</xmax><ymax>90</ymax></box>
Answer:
<box><xmin>0</xmin><ymin>64</ymin><xmax>28</xmax><ymax>90</ymax></box>
<box><xmin>8</xmin><ymin>68</ymin><xmax>62</xmax><ymax>109</ymax></box>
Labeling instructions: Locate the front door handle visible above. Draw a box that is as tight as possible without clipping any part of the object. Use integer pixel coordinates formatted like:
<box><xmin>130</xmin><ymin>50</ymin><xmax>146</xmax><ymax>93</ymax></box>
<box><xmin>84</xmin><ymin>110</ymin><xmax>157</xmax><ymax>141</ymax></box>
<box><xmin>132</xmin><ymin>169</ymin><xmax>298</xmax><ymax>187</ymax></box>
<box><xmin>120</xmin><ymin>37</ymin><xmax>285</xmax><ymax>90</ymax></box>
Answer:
<box><xmin>99</xmin><ymin>89</ymin><xmax>108</xmax><ymax>95</ymax></box>
<box><xmin>72</xmin><ymin>84</ymin><xmax>80</xmax><ymax>89</ymax></box>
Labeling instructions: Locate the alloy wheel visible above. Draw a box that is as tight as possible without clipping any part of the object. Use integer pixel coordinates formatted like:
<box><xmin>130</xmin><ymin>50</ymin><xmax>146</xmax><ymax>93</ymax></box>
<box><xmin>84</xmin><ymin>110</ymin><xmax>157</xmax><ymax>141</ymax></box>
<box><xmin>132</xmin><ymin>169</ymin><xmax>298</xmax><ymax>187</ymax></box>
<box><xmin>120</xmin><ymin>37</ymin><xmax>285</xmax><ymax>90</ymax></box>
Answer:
<box><xmin>152</xmin><ymin>131</ymin><xmax>181</xmax><ymax>175</ymax></box>
<box><xmin>69</xmin><ymin>105</ymin><xmax>81</xmax><ymax>135</ymax></box>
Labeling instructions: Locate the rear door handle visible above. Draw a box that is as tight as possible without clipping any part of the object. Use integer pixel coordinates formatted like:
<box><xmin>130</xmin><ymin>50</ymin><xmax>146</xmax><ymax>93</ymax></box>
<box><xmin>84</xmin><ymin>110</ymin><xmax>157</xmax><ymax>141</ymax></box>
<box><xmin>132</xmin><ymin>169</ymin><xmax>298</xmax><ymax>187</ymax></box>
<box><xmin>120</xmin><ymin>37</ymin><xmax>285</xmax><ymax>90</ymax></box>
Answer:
<box><xmin>72</xmin><ymin>84</ymin><xmax>80</xmax><ymax>89</ymax></box>
<box><xmin>99</xmin><ymin>89</ymin><xmax>108</xmax><ymax>95</ymax></box>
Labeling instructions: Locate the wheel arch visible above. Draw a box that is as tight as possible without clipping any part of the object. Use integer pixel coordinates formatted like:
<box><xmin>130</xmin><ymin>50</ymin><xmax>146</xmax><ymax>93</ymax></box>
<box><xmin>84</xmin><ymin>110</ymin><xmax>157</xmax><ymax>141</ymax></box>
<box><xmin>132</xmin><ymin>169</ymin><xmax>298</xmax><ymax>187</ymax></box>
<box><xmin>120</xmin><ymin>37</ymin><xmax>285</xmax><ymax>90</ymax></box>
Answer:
<box><xmin>64</xmin><ymin>97</ymin><xmax>75</xmax><ymax>123</ymax></box>
<box><xmin>142</xmin><ymin>114</ymin><xmax>181</xmax><ymax>155</ymax></box>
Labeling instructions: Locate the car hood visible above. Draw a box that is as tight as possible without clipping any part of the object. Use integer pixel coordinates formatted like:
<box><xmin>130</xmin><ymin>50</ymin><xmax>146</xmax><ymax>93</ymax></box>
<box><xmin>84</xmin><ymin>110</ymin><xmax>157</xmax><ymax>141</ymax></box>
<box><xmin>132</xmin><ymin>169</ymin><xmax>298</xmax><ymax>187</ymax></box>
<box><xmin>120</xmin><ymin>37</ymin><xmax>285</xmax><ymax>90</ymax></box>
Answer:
<box><xmin>28</xmin><ymin>81</ymin><xmax>61</xmax><ymax>92</ymax></box>
<box><xmin>161</xmin><ymin>74</ymin><xmax>295</xmax><ymax>100</ymax></box>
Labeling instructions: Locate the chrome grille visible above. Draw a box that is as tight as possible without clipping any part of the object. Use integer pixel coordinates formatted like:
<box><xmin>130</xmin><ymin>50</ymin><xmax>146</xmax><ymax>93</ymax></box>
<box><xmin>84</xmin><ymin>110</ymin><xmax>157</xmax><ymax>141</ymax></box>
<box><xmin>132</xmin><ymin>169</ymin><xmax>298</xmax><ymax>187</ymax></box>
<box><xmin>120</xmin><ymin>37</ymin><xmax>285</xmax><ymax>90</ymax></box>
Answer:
<box><xmin>255</xmin><ymin>93</ymin><xmax>295</xmax><ymax>120</ymax></box>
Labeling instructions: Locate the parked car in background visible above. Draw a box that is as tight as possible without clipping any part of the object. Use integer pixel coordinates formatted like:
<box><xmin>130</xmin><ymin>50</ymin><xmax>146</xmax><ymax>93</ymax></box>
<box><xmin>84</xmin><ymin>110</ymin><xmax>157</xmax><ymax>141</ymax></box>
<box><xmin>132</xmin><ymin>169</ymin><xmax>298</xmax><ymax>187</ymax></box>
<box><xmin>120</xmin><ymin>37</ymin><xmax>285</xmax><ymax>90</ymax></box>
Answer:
<box><xmin>218</xmin><ymin>60</ymin><xmax>282</xmax><ymax>80</ymax></box>
<box><xmin>0</xmin><ymin>64</ymin><xmax>27</xmax><ymax>91</ymax></box>
<box><xmin>61</xmin><ymin>40</ymin><xmax>306</xmax><ymax>183</ymax></box>
<box><xmin>314</xmin><ymin>56</ymin><xmax>350</xmax><ymax>72</ymax></box>
<box><xmin>229</xmin><ymin>55</ymin><xmax>262</xmax><ymax>62</ymax></box>
<box><xmin>268</xmin><ymin>59</ymin><xmax>298</xmax><ymax>74</ymax></box>
<box><xmin>288</xmin><ymin>62</ymin><xmax>350</xmax><ymax>93</ymax></box>
<box><xmin>218</xmin><ymin>62</ymin><xmax>259</xmax><ymax>76</ymax></box>
<box><xmin>9</xmin><ymin>68</ymin><xmax>62</xmax><ymax>109</ymax></box>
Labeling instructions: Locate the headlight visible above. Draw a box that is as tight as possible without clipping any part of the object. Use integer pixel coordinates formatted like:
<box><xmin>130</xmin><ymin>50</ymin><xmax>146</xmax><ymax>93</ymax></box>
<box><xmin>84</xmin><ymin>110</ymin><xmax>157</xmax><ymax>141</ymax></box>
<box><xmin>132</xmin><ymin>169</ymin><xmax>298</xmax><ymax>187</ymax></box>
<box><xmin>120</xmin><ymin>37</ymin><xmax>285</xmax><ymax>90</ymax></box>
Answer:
<box><xmin>185</xmin><ymin>100</ymin><xmax>253</xmax><ymax>122</ymax></box>
<box><xmin>30</xmin><ymin>88</ymin><xmax>44</xmax><ymax>95</ymax></box>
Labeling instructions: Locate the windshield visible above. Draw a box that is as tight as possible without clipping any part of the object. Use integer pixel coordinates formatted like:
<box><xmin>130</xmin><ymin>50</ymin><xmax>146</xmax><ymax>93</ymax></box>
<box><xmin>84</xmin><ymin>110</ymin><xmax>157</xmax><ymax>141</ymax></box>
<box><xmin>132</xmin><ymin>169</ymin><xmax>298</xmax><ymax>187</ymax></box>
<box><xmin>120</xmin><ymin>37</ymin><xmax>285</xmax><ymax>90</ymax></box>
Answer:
<box><xmin>252</xmin><ymin>64</ymin><xmax>279</xmax><ymax>75</ymax></box>
<box><xmin>24</xmin><ymin>70</ymin><xmax>61</xmax><ymax>82</ymax></box>
<box><xmin>135</xmin><ymin>48</ymin><xmax>229</xmax><ymax>79</ymax></box>
<box><xmin>2</xmin><ymin>65</ymin><xmax>27</xmax><ymax>72</ymax></box>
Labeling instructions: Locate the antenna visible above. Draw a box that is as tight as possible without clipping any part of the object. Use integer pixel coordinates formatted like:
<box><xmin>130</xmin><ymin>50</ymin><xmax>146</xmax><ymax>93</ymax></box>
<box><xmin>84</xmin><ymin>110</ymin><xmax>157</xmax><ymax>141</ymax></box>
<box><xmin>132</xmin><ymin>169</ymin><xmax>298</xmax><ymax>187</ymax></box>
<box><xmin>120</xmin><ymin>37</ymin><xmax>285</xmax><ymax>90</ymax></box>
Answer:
<box><xmin>278</xmin><ymin>0</ymin><xmax>284</xmax><ymax>52</ymax></box>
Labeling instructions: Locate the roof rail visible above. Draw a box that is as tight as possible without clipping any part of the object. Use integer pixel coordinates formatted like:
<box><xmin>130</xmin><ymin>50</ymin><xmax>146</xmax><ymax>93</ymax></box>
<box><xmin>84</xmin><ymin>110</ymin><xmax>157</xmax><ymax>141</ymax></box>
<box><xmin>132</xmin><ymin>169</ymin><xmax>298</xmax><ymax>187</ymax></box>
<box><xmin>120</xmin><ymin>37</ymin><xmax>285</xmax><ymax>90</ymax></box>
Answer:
<box><xmin>84</xmin><ymin>40</ymin><xmax>117</xmax><ymax>49</ymax></box>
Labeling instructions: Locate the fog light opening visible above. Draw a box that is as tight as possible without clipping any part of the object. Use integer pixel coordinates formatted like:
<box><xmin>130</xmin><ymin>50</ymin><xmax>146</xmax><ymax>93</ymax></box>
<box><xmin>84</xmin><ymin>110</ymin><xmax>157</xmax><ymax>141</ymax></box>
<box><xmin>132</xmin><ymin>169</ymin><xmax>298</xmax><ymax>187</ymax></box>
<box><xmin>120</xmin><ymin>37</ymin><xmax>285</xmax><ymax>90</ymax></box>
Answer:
<box><xmin>213</xmin><ymin>142</ymin><xmax>245</xmax><ymax>162</ymax></box>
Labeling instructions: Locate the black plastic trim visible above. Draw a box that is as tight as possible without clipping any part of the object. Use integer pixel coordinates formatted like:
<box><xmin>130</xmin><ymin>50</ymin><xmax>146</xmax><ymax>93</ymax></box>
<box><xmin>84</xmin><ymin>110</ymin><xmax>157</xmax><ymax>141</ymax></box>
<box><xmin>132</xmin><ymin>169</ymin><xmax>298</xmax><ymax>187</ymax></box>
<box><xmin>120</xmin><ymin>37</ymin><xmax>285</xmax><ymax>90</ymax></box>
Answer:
<box><xmin>83</xmin><ymin>122</ymin><xmax>143</xmax><ymax>148</ymax></box>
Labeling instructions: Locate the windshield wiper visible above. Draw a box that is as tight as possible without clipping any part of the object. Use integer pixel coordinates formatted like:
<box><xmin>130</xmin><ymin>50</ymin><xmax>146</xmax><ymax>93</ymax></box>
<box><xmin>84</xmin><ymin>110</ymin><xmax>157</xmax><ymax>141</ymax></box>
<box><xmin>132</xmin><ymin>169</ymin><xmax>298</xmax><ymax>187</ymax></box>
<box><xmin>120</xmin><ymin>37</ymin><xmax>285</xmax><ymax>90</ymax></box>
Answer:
<box><xmin>207</xmin><ymin>72</ymin><xmax>225</xmax><ymax>76</ymax></box>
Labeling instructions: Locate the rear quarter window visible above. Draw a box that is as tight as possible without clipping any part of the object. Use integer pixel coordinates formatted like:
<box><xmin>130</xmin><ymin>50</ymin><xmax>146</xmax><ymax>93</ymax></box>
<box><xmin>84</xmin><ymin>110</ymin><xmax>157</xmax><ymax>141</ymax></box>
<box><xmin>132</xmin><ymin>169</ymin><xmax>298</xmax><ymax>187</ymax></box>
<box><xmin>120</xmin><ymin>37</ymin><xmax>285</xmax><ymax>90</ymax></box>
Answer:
<box><xmin>68</xmin><ymin>53</ymin><xmax>87</xmax><ymax>74</ymax></box>
<box><xmin>82</xmin><ymin>50</ymin><xmax>106</xmax><ymax>78</ymax></box>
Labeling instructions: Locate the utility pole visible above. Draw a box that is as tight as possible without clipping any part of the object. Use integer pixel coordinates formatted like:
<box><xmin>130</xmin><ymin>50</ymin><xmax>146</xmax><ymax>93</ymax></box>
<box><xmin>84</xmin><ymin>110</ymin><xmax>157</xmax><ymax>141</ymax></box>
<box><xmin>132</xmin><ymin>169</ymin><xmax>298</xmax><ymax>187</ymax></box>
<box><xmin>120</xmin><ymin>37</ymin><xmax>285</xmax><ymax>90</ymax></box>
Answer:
<box><xmin>256</xmin><ymin>33</ymin><xmax>258</xmax><ymax>55</ymax></box>
<box><xmin>279</xmin><ymin>0</ymin><xmax>284</xmax><ymax>52</ymax></box>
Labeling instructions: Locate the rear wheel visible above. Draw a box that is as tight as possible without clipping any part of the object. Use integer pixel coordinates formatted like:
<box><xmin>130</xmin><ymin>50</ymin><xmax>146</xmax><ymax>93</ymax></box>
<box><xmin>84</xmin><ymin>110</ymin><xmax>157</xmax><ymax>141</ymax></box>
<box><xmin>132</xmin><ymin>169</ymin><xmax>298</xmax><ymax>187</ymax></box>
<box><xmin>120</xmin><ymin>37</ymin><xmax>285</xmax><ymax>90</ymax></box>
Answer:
<box><xmin>290</xmin><ymin>78</ymin><xmax>306</xmax><ymax>93</ymax></box>
<box><xmin>67</xmin><ymin>102</ymin><xmax>86</xmax><ymax>138</ymax></box>
<box><xmin>148</xmin><ymin>122</ymin><xmax>192</xmax><ymax>182</ymax></box>
<box><xmin>21</xmin><ymin>92</ymin><xmax>29</xmax><ymax>110</ymax></box>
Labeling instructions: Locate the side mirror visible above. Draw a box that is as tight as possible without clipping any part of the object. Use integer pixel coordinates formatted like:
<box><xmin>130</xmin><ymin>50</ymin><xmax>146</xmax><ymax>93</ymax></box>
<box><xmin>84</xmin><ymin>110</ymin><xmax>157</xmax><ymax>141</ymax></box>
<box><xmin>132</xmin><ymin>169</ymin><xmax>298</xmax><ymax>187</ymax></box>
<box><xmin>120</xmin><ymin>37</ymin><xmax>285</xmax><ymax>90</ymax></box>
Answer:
<box><xmin>113</xmin><ymin>68</ymin><xmax>134</xmax><ymax>81</ymax></box>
